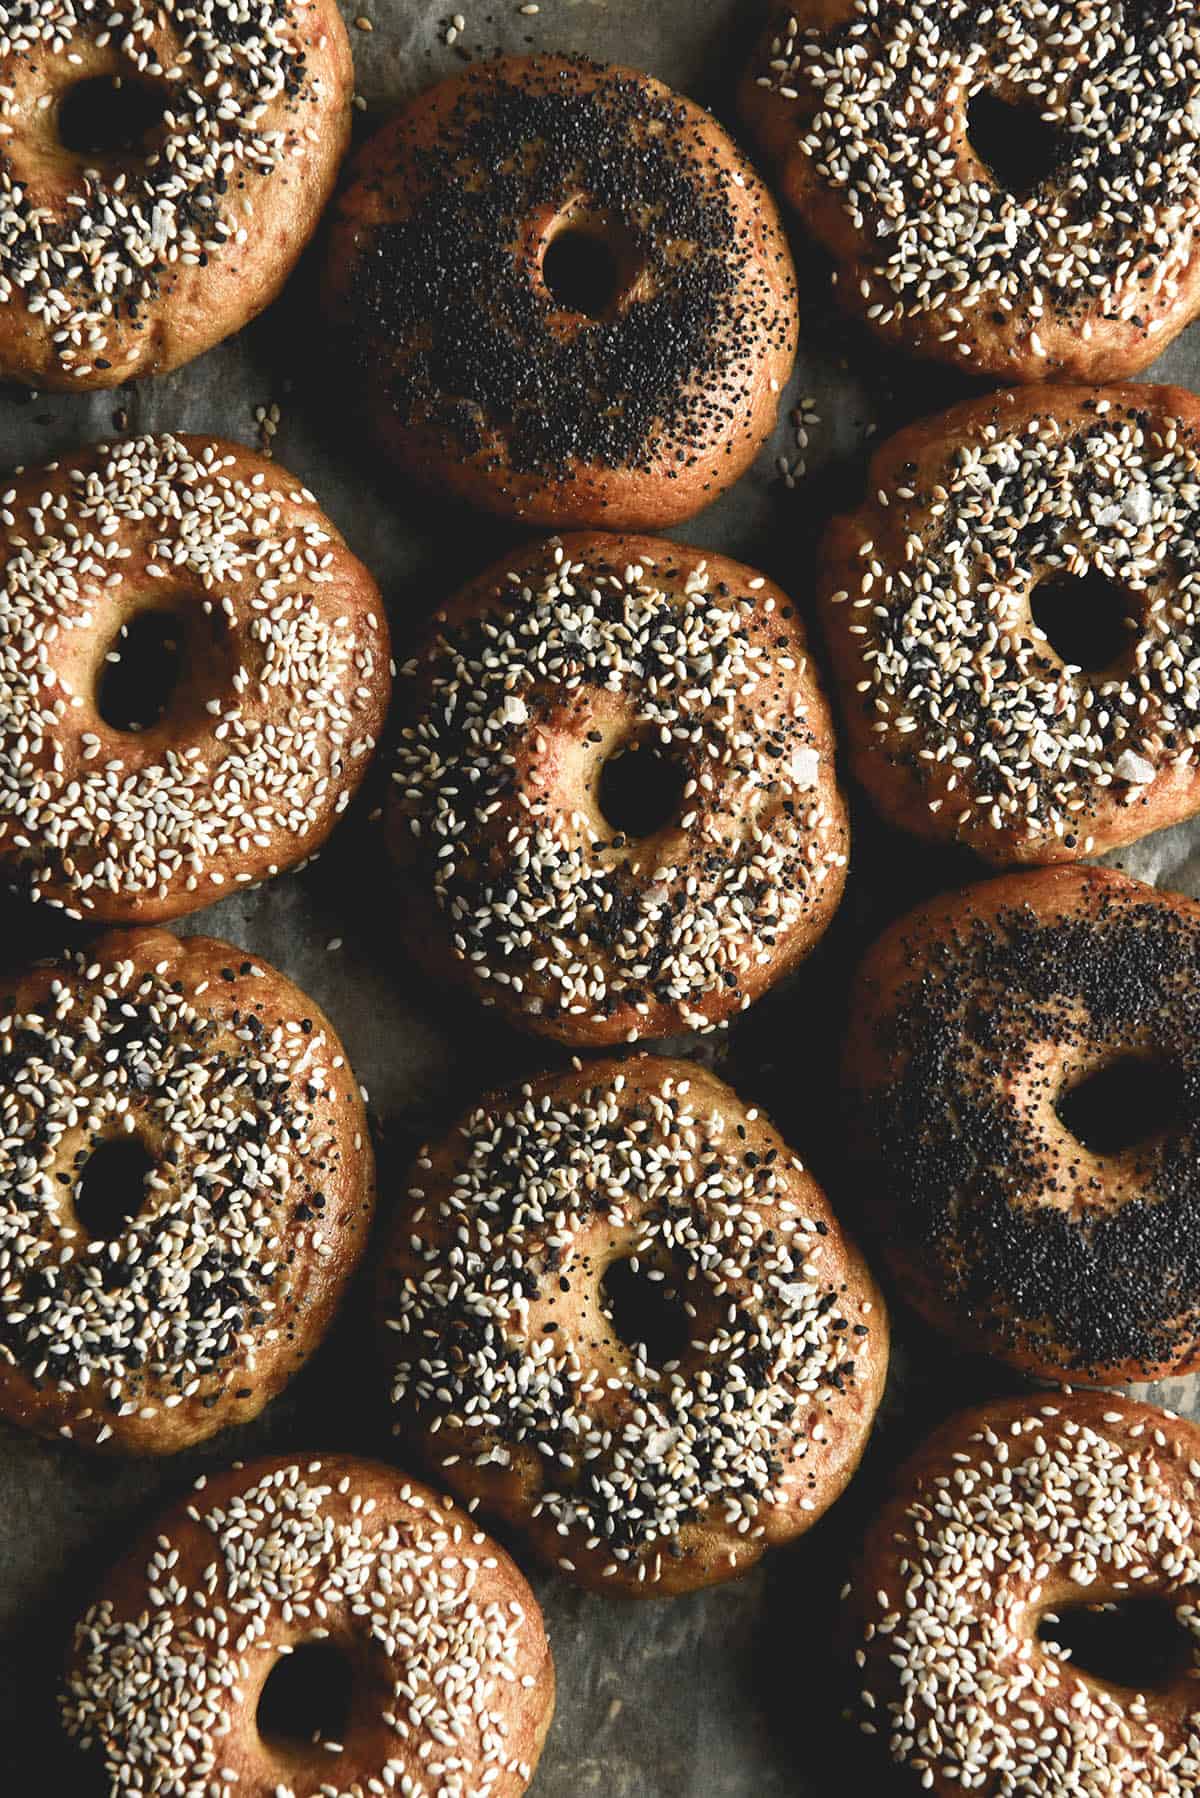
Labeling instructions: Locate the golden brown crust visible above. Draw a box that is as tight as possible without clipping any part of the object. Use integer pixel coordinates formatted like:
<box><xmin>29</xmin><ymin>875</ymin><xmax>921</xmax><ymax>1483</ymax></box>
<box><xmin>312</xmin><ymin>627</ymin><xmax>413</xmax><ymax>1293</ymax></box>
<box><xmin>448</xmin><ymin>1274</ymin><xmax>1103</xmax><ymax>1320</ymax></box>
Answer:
<box><xmin>379</xmin><ymin>1056</ymin><xmax>889</xmax><ymax>1597</ymax></box>
<box><xmin>0</xmin><ymin>928</ymin><xmax>374</xmax><ymax>1454</ymax></box>
<box><xmin>63</xmin><ymin>1454</ymin><xmax>555</xmax><ymax>1796</ymax></box>
<box><xmin>848</xmin><ymin>1393</ymin><xmax>1200</xmax><ymax>1798</ymax></box>
<box><xmin>388</xmin><ymin>531</ymin><xmax>849</xmax><ymax>1046</ymax></box>
<box><xmin>845</xmin><ymin>863</ymin><xmax>1200</xmax><ymax>1385</ymax></box>
<box><xmin>0</xmin><ymin>0</ymin><xmax>353</xmax><ymax>387</ymax></box>
<box><xmin>819</xmin><ymin>384</ymin><xmax>1200</xmax><ymax>866</ymax></box>
<box><xmin>0</xmin><ymin>434</ymin><xmax>390</xmax><ymax>924</ymax></box>
<box><xmin>740</xmin><ymin>2</ymin><xmax>1200</xmax><ymax>381</ymax></box>
<box><xmin>324</xmin><ymin>54</ymin><xmax>798</xmax><ymax>529</ymax></box>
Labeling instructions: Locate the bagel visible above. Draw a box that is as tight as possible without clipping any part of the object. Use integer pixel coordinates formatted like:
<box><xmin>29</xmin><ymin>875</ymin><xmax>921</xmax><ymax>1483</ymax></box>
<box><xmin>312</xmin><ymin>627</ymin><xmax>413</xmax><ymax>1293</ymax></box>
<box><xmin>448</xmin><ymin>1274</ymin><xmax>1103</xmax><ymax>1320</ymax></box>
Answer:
<box><xmin>820</xmin><ymin>385</ymin><xmax>1200</xmax><ymax>865</ymax></box>
<box><xmin>388</xmin><ymin>532</ymin><xmax>848</xmax><ymax>1045</ymax></box>
<box><xmin>0</xmin><ymin>927</ymin><xmax>373</xmax><ymax>1453</ymax></box>
<box><xmin>845</xmin><ymin>863</ymin><xmax>1200</xmax><ymax>1384</ymax></box>
<box><xmin>0</xmin><ymin>434</ymin><xmax>390</xmax><ymax>923</ymax></box>
<box><xmin>62</xmin><ymin>1454</ymin><xmax>555</xmax><ymax>1796</ymax></box>
<box><xmin>848</xmin><ymin>1392</ymin><xmax>1200</xmax><ymax>1797</ymax></box>
<box><xmin>0</xmin><ymin>0</ymin><xmax>352</xmax><ymax>387</ymax></box>
<box><xmin>325</xmin><ymin>54</ymin><xmax>798</xmax><ymax>529</ymax></box>
<box><xmin>379</xmin><ymin>1056</ymin><xmax>888</xmax><ymax>1596</ymax></box>
<box><xmin>741</xmin><ymin>0</ymin><xmax>1200</xmax><ymax>380</ymax></box>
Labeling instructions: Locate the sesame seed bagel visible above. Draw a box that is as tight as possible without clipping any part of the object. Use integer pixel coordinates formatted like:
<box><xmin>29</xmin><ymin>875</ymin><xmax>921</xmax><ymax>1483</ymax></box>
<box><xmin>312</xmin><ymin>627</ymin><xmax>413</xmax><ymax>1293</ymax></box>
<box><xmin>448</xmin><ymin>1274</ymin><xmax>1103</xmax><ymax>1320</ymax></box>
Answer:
<box><xmin>0</xmin><ymin>434</ymin><xmax>390</xmax><ymax>923</ymax></box>
<box><xmin>0</xmin><ymin>0</ymin><xmax>352</xmax><ymax>388</ymax></box>
<box><xmin>847</xmin><ymin>1392</ymin><xmax>1200</xmax><ymax>1798</ymax></box>
<box><xmin>844</xmin><ymin>863</ymin><xmax>1200</xmax><ymax>1385</ymax></box>
<box><xmin>379</xmin><ymin>1057</ymin><xmax>888</xmax><ymax>1597</ymax></box>
<box><xmin>820</xmin><ymin>385</ymin><xmax>1200</xmax><ymax>866</ymax></box>
<box><xmin>388</xmin><ymin>533</ymin><xmax>849</xmax><ymax>1046</ymax></box>
<box><xmin>62</xmin><ymin>1454</ymin><xmax>555</xmax><ymax>1797</ymax></box>
<box><xmin>323</xmin><ymin>54</ymin><xmax>798</xmax><ymax>530</ymax></box>
<box><xmin>0</xmin><ymin>927</ymin><xmax>373</xmax><ymax>1454</ymax></box>
<box><xmin>740</xmin><ymin>1</ymin><xmax>1200</xmax><ymax>381</ymax></box>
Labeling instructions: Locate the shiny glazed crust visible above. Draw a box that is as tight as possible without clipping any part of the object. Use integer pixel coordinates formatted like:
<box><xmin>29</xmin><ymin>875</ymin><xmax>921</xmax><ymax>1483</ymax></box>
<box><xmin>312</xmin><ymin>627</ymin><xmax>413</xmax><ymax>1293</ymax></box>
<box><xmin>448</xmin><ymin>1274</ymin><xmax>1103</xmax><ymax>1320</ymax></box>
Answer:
<box><xmin>324</xmin><ymin>54</ymin><xmax>798</xmax><ymax>529</ymax></box>
<box><xmin>739</xmin><ymin>1</ymin><xmax>1200</xmax><ymax>381</ymax></box>
<box><xmin>0</xmin><ymin>435</ymin><xmax>391</xmax><ymax>923</ymax></box>
<box><xmin>845</xmin><ymin>864</ymin><xmax>1200</xmax><ymax>1384</ymax></box>
<box><xmin>848</xmin><ymin>1393</ymin><xmax>1200</xmax><ymax>1797</ymax></box>
<box><xmin>388</xmin><ymin>531</ymin><xmax>849</xmax><ymax>1046</ymax></box>
<box><xmin>62</xmin><ymin>1455</ymin><xmax>555</xmax><ymax>1796</ymax></box>
<box><xmin>379</xmin><ymin>1056</ymin><xmax>889</xmax><ymax>1596</ymax></box>
<box><xmin>819</xmin><ymin>385</ymin><xmax>1200</xmax><ymax>865</ymax></box>
<box><xmin>0</xmin><ymin>928</ymin><xmax>374</xmax><ymax>1453</ymax></box>
<box><xmin>0</xmin><ymin>0</ymin><xmax>352</xmax><ymax>388</ymax></box>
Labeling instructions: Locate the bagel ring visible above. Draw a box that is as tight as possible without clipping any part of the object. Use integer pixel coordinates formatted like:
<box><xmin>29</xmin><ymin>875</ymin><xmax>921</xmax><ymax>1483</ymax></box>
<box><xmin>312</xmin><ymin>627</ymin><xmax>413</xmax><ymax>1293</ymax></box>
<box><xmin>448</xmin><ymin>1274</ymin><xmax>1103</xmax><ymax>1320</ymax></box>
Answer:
<box><xmin>741</xmin><ymin>1</ymin><xmax>1200</xmax><ymax>381</ymax></box>
<box><xmin>63</xmin><ymin>1454</ymin><xmax>555</xmax><ymax>1795</ymax></box>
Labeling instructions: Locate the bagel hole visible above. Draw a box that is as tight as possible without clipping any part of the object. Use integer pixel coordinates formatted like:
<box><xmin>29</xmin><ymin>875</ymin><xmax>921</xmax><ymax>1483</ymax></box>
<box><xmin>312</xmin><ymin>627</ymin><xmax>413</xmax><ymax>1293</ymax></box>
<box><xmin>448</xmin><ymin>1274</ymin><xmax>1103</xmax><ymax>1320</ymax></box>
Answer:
<box><xmin>97</xmin><ymin>609</ymin><xmax>184</xmax><ymax>733</ymax></box>
<box><xmin>1056</xmin><ymin>1056</ymin><xmax>1186</xmax><ymax>1155</ymax></box>
<box><xmin>966</xmin><ymin>89</ymin><xmax>1069</xmax><ymax>196</ymax></box>
<box><xmin>601</xmin><ymin>1258</ymin><xmax>690</xmax><ymax>1366</ymax></box>
<box><xmin>1030</xmin><ymin>570</ymin><xmax>1139</xmax><ymax>674</ymax></box>
<box><xmin>541</xmin><ymin>216</ymin><xmax>642</xmax><ymax>319</ymax></box>
<box><xmin>57</xmin><ymin>76</ymin><xmax>167</xmax><ymax>161</ymax></box>
<box><xmin>257</xmin><ymin>1640</ymin><xmax>353</xmax><ymax>1750</ymax></box>
<box><xmin>74</xmin><ymin>1137</ymin><xmax>155</xmax><ymax>1241</ymax></box>
<box><xmin>1037</xmin><ymin>1598</ymin><xmax>1195</xmax><ymax>1690</ymax></box>
<box><xmin>598</xmin><ymin>745</ymin><xmax>686</xmax><ymax>841</ymax></box>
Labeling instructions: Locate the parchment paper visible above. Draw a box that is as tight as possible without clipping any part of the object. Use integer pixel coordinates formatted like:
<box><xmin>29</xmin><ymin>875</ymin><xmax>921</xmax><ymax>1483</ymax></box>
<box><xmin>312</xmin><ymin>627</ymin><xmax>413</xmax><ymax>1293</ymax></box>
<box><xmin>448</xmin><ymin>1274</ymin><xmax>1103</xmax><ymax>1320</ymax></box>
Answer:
<box><xmin>6</xmin><ymin>2</ymin><xmax>1200</xmax><ymax>1792</ymax></box>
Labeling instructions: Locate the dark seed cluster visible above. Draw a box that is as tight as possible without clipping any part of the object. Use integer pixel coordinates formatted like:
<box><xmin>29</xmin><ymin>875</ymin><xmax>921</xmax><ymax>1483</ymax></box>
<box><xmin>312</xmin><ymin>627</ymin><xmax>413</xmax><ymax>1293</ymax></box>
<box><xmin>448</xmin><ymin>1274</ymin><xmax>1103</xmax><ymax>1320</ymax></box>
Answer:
<box><xmin>345</xmin><ymin>56</ymin><xmax>792</xmax><ymax>480</ymax></box>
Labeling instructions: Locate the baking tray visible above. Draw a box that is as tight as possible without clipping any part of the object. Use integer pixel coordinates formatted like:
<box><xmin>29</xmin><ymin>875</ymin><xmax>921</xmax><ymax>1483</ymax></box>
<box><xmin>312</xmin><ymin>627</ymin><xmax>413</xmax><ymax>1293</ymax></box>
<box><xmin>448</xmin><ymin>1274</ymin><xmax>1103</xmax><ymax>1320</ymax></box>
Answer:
<box><xmin>7</xmin><ymin>1</ymin><xmax>1200</xmax><ymax>1792</ymax></box>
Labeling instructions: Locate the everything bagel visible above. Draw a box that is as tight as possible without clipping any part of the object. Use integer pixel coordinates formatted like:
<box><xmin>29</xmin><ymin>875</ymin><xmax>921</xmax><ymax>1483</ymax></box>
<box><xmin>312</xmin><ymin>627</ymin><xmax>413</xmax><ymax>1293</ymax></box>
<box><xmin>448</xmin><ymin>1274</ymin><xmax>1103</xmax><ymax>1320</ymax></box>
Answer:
<box><xmin>379</xmin><ymin>1057</ymin><xmax>888</xmax><ymax>1596</ymax></box>
<box><xmin>0</xmin><ymin>0</ymin><xmax>352</xmax><ymax>386</ymax></box>
<box><xmin>820</xmin><ymin>385</ymin><xmax>1200</xmax><ymax>865</ymax></box>
<box><xmin>389</xmin><ymin>532</ymin><xmax>848</xmax><ymax>1045</ymax></box>
<box><xmin>0</xmin><ymin>927</ymin><xmax>373</xmax><ymax>1454</ymax></box>
<box><xmin>741</xmin><ymin>0</ymin><xmax>1200</xmax><ymax>380</ymax></box>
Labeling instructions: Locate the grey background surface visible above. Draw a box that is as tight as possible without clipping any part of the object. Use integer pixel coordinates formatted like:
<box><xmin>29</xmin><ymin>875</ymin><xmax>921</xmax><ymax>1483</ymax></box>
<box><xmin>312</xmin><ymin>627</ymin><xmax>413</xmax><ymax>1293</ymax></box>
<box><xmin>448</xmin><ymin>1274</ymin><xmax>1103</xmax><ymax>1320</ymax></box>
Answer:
<box><xmin>4</xmin><ymin>1</ymin><xmax>1200</xmax><ymax>1792</ymax></box>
